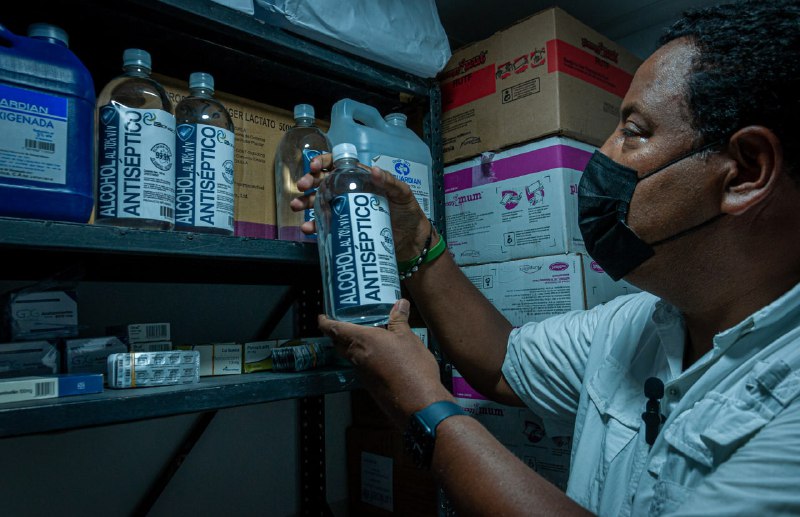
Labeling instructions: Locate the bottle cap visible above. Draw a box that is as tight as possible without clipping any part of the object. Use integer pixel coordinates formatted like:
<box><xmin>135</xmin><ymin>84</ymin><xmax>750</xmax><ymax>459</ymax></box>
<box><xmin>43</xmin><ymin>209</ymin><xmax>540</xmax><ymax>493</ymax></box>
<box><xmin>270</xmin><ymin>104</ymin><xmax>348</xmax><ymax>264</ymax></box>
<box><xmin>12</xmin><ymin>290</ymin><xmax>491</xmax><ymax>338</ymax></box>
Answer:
<box><xmin>123</xmin><ymin>48</ymin><xmax>152</xmax><ymax>70</ymax></box>
<box><xmin>332</xmin><ymin>143</ymin><xmax>358</xmax><ymax>161</ymax></box>
<box><xmin>294</xmin><ymin>104</ymin><xmax>315</xmax><ymax>119</ymax></box>
<box><xmin>27</xmin><ymin>23</ymin><xmax>69</xmax><ymax>47</ymax></box>
<box><xmin>189</xmin><ymin>72</ymin><xmax>215</xmax><ymax>92</ymax></box>
<box><xmin>385</xmin><ymin>113</ymin><xmax>407</xmax><ymax>126</ymax></box>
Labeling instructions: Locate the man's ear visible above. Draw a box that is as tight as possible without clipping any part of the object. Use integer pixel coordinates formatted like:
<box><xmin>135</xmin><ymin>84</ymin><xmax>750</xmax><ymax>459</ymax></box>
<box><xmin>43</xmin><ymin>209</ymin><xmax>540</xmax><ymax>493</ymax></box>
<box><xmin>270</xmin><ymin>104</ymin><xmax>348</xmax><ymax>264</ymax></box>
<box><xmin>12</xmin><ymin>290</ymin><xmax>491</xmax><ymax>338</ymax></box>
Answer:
<box><xmin>720</xmin><ymin>126</ymin><xmax>784</xmax><ymax>215</ymax></box>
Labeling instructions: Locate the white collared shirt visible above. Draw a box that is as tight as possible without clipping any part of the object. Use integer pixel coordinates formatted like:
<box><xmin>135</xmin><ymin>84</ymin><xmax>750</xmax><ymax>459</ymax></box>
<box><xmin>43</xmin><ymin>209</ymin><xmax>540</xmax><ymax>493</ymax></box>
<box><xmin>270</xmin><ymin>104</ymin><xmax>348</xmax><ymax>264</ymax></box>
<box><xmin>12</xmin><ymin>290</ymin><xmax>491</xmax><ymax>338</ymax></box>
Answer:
<box><xmin>502</xmin><ymin>282</ymin><xmax>800</xmax><ymax>516</ymax></box>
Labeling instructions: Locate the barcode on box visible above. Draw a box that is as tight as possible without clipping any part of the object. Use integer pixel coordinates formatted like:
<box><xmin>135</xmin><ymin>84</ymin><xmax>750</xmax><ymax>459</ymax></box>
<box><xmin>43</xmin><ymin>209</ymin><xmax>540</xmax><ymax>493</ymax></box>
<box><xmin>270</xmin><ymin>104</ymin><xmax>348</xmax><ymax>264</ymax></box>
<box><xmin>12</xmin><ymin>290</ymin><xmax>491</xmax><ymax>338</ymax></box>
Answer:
<box><xmin>35</xmin><ymin>380</ymin><xmax>56</xmax><ymax>397</ymax></box>
<box><xmin>144</xmin><ymin>324</ymin><xmax>168</xmax><ymax>340</ymax></box>
<box><xmin>160</xmin><ymin>206</ymin><xmax>174</xmax><ymax>219</ymax></box>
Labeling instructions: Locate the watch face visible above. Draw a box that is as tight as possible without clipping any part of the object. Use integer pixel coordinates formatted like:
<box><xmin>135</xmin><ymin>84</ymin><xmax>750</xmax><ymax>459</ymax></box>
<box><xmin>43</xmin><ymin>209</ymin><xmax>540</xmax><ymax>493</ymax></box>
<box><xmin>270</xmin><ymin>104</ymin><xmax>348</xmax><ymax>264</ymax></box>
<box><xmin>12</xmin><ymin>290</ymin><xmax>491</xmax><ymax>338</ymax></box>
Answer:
<box><xmin>404</xmin><ymin>415</ymin><xmax>435</xmax><ymax>469</ymax></box>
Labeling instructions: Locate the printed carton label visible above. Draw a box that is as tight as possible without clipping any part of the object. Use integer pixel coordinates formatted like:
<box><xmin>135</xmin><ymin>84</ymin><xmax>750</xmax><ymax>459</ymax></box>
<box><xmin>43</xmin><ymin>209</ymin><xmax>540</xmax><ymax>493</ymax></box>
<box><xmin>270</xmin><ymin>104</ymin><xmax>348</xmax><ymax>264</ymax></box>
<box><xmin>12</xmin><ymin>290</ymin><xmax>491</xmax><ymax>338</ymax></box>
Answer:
<box><xmin>0</xmin><ymin>84</ymin><xmax>68</xmax><ymax>184</ymax></box>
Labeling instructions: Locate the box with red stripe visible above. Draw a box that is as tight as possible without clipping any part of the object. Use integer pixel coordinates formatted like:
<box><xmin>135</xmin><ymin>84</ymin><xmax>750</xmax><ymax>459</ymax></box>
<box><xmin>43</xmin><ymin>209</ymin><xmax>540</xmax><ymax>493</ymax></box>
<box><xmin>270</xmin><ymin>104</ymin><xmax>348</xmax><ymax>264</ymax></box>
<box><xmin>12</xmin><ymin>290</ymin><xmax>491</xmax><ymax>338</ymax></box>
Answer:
<box><xmin>439</xmin><ymin>7</ymin><xmax>641</xmax><ymax>164</ymax></box>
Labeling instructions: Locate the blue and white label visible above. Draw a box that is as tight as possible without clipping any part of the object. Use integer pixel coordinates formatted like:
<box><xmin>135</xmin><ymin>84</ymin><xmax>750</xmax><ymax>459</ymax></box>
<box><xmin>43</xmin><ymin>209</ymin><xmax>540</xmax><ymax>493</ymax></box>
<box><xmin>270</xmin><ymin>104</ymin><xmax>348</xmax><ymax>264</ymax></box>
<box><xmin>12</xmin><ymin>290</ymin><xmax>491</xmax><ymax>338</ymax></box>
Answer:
<box><xmin>175</xmin><ymin>123</ymin><xmax>235</xmax><ymax>231</ymax></box>
<box><xmin>328</xmin><ymin>193</ymin><xmax>400</xmax><ymax>311</ymax></box>
<box><xmin>302</xmin><ymin>148</ymin><xmax>324</xmax><ymax>235</ymax></box>
<box><xmin>0</xmin><ymin>84</ymin><xmax>68</xmax><ymax>184</ymax></box>
<box><xmin>373</xmin><ymin>155</ymin><xmax>431</xmax><ymax>218</ymax></box>
<box><xmin>96</xmin><ymin>106</ymin><xmax>176</xmax><ymax>222</ymax></box>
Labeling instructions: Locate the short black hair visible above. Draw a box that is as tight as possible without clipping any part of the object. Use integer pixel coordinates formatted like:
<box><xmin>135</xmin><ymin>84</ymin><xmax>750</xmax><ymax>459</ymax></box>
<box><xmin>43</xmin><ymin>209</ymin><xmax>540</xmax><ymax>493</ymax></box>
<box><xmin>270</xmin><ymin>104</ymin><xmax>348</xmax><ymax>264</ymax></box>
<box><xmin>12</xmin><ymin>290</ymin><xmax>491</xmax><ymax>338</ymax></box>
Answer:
<box><xmin>660</xmin><ymin>0</ymin><xmax>800</xmax><ymax>176</ymax></box>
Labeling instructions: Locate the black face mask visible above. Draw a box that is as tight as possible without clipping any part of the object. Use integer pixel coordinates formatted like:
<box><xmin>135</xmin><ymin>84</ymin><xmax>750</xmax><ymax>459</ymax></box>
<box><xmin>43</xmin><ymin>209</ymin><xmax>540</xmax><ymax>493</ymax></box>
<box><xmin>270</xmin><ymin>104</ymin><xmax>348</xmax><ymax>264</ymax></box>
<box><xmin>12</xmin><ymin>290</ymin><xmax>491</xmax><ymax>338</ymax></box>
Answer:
<box><xmin>578</xmin><ymin>141</ymin><xmax>724</xmax><ymax>281</ymax></box>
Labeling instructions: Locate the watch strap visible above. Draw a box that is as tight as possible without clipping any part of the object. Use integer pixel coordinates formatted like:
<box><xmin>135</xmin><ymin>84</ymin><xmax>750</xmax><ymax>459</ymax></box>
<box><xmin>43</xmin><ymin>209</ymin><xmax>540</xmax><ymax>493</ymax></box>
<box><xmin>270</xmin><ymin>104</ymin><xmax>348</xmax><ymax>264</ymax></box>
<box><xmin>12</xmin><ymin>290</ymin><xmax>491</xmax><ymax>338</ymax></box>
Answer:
<box><xmin>415</xmin><ymin>400</ymin><xmax>465</xmax><ymax>438</ymax></box>
<box><xmin>404</xmin><ymin>400</ymin><xmax>465</xmax><ymax>469</ymax></box>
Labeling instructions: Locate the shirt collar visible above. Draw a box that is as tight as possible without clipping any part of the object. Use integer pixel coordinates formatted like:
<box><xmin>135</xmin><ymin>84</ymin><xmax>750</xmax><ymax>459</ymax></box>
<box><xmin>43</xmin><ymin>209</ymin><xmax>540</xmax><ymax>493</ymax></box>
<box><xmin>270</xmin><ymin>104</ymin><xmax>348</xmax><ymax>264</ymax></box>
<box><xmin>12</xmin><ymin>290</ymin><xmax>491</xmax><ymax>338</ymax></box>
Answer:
<box><xmin>713</xmin><ymin>280</ymin><xmax>800</xmax><ymax>351</ymax></box>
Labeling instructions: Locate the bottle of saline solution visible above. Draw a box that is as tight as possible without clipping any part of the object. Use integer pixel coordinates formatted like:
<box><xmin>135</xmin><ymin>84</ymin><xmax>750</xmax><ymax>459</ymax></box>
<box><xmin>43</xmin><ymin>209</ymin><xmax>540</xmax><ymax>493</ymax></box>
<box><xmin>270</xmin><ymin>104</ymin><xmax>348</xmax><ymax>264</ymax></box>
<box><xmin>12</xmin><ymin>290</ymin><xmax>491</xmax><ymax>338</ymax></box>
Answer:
<box><xmin>315</xmin><ymin>143</ymin><xmax>400</xmax><ymax>326</ymax></box>
<box><xmin>95</xmin><ymin>48</ymin><xmax>175</xmax><ymax>230</ymax></box>
<box><xmin>174</xmin><ymin>72</ymin><xmax>235</xmax><ymax>235</ymax></box>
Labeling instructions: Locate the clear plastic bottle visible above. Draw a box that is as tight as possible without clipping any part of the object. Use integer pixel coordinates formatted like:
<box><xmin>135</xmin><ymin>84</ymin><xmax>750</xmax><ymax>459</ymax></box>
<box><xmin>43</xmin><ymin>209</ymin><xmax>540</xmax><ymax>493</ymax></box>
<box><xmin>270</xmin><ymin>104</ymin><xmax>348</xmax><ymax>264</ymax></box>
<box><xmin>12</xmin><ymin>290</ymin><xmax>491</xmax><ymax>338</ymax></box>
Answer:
<box><xmin>95</xmin><ymin>48</ymin><xmax>176</xmax><ymax>230</ymax></box>
<box><xmin>315</xmin><ymin>143</ymin><xmax>400</xmax><ymax>326</ymax></box>
<box><xmin>275</xmin><ymin>104</ymin><xmax>330</xmax><ymax>241</ymax></box>
<box><xmin>174</xmin><ymin>72</ymin><xmax>235</xmax><ymax>235</ymax></box>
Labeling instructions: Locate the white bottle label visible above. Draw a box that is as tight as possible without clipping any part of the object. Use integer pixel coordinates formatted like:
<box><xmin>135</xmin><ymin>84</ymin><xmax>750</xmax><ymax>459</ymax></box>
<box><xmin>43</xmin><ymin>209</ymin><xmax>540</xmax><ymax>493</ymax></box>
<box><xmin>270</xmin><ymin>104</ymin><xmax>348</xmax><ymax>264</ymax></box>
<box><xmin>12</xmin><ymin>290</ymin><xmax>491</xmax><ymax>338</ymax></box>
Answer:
<box><xmin>372</xmin><ymin>155</ymin><xmax>431</xmax><ymax>218</ymax></box>
<box><xmin>0</xmin><ymin>84</ymin><xmax>68</xmax><ymax>184</ymax></box>
<box><xmin>175</xmin><ymin>123</ymin><xmax>235</xmax><ymax>231</ymax></box>
<box><xmin>328</xmin><ymin>193</ymin><xmax>400</xmax><ymax>311</ymax></box>
<box><xmin>97</xmin><ymin>106</ymin><xmax>176</xmax><ymax>222</ymax></box>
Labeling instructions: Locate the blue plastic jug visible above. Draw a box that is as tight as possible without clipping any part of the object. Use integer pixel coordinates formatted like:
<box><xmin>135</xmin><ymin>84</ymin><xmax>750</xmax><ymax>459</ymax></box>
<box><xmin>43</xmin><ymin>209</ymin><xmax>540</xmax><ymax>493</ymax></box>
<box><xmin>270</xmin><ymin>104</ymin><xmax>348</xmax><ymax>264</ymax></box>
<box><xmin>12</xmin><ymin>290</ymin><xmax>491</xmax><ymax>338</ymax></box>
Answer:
<box><xmin>0</xmin><ymin>24</ymin><xmax>95</xmax><ymax>223</ymax></box>
<box><xmin>328</xmin><ymin>98</ymin><xmax>434</xmax><ymax>218</ymax></box>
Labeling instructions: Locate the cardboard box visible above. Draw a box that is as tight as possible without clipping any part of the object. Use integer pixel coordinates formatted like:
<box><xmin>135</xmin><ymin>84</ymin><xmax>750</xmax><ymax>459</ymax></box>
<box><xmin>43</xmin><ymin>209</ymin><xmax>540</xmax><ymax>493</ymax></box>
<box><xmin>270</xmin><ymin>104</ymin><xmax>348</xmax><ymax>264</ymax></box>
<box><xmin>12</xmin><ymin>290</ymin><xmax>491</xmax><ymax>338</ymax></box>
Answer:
<box><xmin>444</xmin><ymin>136</ymin><xmax>595</xmax><ymax>266</ymax></box>
<box><xmin>7</xmin><ymin>290</ymin><xmax>78</xmax><ymax>341</ymax></box>
<box><xmin>156</xmin><ymin>74</ymin><xmax>329</xmax><ymax>239</ymax></box>
<box><xmin>439</xmin><ymin>7</ymin><xmax>641</xmax><ymax>163</ymax></box>
<box><xmin>64</xmin><ymin>337</ymin><xmax>127</xmax><ymax>376</ymax></box>
<box><xmin>243</xmin><ymin>340</ymin><xmax>278</xmax><ymax>373</ymax></box>
<box><xmin>0</xmin><ymin>340</ymin><xmax>59</xmax><ymax>378</ymax></box>
<box><xmin>460</xmin><ymin>253</ymin><xmax>638</xmax><ymax>327</ymax></box>
<box><xmin>452</xmin><ymin>369</ymin><xmax>571</xmax><ymax>491</ymax></box>
<box><xmin>177</xmin><ymin>343</ymin><xmax>242</xmax><ymax>376</ymax></box>
<box><xmin>107</xmin><ymin>322</ymin><xmax>171</xmax><ymax>344</ymax></box>
<box><xmin>346</xmin><ymin>426</ymin><xmax>438</xmax><ymax>516</ymax></box>
<box><xmin>130</xmin><ymin>341</ymin><xmax>172</xmax><ymax>353</ymax></box>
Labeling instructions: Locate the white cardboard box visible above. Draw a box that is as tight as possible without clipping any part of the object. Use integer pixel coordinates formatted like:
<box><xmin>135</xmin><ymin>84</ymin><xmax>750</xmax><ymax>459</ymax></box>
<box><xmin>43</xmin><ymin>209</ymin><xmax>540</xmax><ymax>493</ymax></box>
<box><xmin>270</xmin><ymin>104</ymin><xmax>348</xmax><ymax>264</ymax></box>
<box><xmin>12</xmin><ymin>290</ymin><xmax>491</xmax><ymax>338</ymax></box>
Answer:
<box><xmin>178</xmin><ymin>343</ymin><xmax>242</xmax><ymax>376</ymax></box>
<box><xmin>444</xmin><ymin>136</ymin><xmax>595</xmax><ymax>266</ymax></box>
<box><xmin>8</xmin><ymin>290</ymin><xmax>78</xmax><ymax>340</ymax></box>
<box><xmin>0</xmin><ymin>340</ymin><xmax>59</xmax><ymax>378</ymax></box>
<box><xmin>243</xmin><ymin>340</ymin><xmax>278</xmax><ymax>373</ymax></box>
<box><xmin>452</xmin><ymin>369</ymin><xmax>572</xmax><ymax>491</ymax></box>
<box><xmin>460</xmin><ymin>253</ymin><xmax>637</xmax><ymax>327</ymax></box>
<box><xmin>64</xmin><ymin>337</ymin><xmax>127</xmax><ymax>376</ymax></box>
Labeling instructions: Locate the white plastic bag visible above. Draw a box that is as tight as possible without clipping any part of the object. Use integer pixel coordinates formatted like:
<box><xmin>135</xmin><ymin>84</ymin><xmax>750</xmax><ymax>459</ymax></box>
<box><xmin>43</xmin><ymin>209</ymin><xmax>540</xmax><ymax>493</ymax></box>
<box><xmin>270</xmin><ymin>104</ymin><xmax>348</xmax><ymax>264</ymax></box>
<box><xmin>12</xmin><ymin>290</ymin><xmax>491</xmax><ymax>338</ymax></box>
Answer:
<box><xmin>254</xmin><ymin>0</ymin><xmax>451</xmax><ymax>78</ymax></box>
<box><xmin>210</xmin><ymin>0</ymin><xmax>255</xmax><ymax>15</ymax></box>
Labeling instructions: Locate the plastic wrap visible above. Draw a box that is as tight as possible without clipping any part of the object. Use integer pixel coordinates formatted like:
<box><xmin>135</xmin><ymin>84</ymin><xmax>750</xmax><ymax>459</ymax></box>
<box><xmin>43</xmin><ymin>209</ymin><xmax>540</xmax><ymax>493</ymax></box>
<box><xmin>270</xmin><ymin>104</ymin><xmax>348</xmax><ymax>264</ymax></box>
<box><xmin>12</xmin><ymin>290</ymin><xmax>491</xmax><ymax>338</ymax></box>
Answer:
<box><xmin>254</xmin><ymin>0</ymin><xmax>451</xmax><ymax>78</ymax></box>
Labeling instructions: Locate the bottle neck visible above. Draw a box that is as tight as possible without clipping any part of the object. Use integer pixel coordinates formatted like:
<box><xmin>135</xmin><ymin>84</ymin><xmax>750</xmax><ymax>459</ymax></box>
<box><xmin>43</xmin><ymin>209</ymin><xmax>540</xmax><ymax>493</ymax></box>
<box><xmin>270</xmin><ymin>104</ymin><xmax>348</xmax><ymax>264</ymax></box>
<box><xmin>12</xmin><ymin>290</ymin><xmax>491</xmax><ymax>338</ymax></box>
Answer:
<box><xmin>334</xmin><ymin>157</ymin><xmax>359</xmax><ymax>170</ymax></box>
<box><xmin>123</xmin><ymin>65</ymin><xmax>151</xmax><ymax>78</ymax></box>
<box><xmin>189</xmin><ymin>87</ymin><xmax>214</xmax><ymax>99</ymax></box>
<box><xmin>295</xmin><ymin>117</ymin><xmax>314</xmax><ymax>127</ymax></box>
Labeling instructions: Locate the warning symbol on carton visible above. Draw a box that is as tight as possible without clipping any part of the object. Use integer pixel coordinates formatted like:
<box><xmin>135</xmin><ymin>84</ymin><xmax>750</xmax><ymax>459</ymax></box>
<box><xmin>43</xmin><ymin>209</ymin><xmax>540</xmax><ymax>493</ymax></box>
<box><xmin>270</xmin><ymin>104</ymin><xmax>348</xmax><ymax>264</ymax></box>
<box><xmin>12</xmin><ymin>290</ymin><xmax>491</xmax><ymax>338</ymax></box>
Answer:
<box><xmin>504</xmin><ymin>232</ymin><xmax>516</xmax><ymax>246</ymax></box>
<box><xmin>483</xmin><ymin>276</ymin><xmax>493</xmax><ymax>289</ymax></box>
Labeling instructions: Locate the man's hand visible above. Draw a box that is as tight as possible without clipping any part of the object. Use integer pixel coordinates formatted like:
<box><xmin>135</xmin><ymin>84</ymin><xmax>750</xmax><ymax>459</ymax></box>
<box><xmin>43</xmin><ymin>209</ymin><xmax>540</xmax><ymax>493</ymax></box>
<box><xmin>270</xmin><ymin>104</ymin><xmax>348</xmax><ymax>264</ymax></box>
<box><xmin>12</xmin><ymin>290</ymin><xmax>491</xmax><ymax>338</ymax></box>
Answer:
<box><xmin>318</xmin><ymin>298</ymin><xmax>453</xmax><ymax>428</ymax></box>
<box><xmin>290</xmin><ymin>154</ymin><xmax>432</xmax><ymax>262</ymax></box>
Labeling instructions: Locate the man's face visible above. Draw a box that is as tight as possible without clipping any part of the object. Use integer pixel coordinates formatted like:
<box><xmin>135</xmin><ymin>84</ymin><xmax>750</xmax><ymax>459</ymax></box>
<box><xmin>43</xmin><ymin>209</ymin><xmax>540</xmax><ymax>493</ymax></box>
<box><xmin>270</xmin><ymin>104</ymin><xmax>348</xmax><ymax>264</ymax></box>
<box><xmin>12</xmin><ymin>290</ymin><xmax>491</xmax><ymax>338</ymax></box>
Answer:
<box><xmin>598</xmin><ymin>38</ymin><xmax>723</xmax><ymax>284</ymax></box>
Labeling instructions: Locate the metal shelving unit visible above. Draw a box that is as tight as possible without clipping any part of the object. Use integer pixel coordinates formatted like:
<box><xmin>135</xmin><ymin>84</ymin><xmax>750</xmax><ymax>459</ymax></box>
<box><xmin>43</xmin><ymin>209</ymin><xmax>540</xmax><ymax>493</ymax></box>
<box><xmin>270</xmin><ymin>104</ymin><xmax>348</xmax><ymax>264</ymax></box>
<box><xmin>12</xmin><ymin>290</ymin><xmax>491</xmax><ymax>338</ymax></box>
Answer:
<box><xmin>0</xmin><ymin>367</ymin><xmax>357</xmax><ymax>439</ymax></box>
<box><xmin>1</xmin><ymin>1</ymin><xmax>443</xmax><ymax>514</ymax></box>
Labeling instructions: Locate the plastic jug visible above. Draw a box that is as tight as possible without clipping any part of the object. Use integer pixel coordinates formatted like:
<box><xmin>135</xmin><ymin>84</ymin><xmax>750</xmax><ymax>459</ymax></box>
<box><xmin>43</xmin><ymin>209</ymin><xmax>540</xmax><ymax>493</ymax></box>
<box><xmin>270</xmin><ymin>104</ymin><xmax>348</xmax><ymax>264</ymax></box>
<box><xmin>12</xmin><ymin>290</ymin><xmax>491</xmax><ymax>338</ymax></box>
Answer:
<box><xmin>0</xmin><ymin>24</ymin><xmax>95</xmax><ymax>223</ymax></box>
<box><xmin>327</xmin><ymin>98</ymin><xmax>434</xmax><ymax>218</ymax></box>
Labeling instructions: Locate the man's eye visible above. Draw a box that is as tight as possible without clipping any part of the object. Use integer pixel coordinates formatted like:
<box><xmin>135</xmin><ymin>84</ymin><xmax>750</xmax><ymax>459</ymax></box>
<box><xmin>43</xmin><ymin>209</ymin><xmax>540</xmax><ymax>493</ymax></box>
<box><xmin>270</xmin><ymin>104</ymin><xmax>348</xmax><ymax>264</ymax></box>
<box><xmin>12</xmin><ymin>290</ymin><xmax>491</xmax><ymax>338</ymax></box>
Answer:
<box><xmin>620</xmin><ymin>126</ymin><xmax>639</xmax><ymax>138</ymax></box>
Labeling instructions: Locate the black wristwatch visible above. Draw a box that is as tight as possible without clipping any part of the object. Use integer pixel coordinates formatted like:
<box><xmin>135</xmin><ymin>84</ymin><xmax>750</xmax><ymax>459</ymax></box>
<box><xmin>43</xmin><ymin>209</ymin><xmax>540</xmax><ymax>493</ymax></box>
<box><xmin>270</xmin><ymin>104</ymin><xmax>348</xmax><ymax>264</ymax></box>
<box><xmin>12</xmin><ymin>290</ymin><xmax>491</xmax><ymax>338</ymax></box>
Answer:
<box><xmin>403</xmin><ymin>400</ymin><xmax>466</xmax><ymax>469</ymax></box>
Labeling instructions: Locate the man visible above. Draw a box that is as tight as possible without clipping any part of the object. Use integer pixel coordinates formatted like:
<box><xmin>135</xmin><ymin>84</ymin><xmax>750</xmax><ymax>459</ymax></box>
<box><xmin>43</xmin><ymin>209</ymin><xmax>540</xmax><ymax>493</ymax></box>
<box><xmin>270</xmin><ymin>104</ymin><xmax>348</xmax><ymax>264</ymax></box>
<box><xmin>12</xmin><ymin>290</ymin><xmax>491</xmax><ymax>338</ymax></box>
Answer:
<box><xmin>293</xmin><ymin>0</ymin><xmax>800</xmax><ymax>514</ymax></box>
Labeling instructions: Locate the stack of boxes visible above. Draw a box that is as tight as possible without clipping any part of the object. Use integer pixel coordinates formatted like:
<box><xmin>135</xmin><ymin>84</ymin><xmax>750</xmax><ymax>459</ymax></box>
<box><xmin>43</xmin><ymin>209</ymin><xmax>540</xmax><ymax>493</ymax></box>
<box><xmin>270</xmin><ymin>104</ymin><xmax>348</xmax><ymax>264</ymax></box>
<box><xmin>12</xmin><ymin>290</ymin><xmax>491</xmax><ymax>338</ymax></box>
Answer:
<box><xmin>0</xmin><ymin>289</ymin><xmax>104</xmax><ymax>402</ymax></box>
<box><xmin>439</xmin><ymin>7</ymin><xmax>642</xmax><ymax>490</ymax></box>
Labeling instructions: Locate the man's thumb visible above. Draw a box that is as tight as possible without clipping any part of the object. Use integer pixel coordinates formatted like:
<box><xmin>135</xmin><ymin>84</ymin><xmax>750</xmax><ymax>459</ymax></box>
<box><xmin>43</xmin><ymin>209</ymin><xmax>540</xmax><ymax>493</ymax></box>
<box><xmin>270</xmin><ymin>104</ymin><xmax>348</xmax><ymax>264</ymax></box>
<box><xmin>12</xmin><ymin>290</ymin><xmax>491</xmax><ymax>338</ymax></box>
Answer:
<box><xmin>387</xmin><ymin>298</ymin><xmax>411</xmax><ymax>332</ymax></box>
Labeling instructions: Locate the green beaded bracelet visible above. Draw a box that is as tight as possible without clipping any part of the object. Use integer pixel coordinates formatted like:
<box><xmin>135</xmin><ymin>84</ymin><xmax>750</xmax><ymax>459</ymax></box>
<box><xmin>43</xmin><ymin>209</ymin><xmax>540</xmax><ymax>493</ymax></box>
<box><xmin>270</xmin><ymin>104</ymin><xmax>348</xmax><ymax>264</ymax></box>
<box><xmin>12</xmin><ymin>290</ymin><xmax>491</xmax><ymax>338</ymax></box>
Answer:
<box><xmin>398</xmin><ymin>221</ymin><xmax>447</xmax><ymax>280</ymax></box>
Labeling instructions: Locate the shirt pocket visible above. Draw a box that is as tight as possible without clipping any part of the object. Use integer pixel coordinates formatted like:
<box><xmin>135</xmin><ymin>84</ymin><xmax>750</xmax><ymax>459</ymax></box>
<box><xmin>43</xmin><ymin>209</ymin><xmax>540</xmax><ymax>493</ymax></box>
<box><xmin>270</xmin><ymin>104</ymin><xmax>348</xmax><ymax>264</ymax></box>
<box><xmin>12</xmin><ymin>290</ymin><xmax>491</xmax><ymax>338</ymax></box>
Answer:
<box><xmin>664</xmin><ymin>361</ymin><xmax>799</xmax><ymax>469</ymax></box>
<box><xmin>652</xmin><ymin>360</ymin><xmax>800</xmax><ymax>516</ymax></box>
<box><xmin>586</xmin><ymin>354</ymin><xmax>641</xmax><ymax>476</ymax></box>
